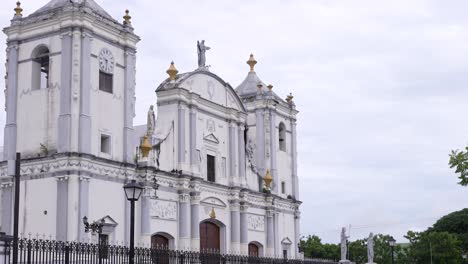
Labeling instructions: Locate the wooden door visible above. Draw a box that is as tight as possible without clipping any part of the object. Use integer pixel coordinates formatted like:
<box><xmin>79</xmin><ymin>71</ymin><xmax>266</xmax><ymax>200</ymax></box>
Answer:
<box><xmin>200</xmin><ymin>222</ymin><xmax>220</xmax><ymax>251</ymax></box>
<box><xmin>151</xmin><ymin>234</ymin><xmax>169</xmax><ymax>249</ymax></box>
<box><xmin>248</xmin><ymin>243</ymin><xmax>259</xmax><ymax>257</ymax></box>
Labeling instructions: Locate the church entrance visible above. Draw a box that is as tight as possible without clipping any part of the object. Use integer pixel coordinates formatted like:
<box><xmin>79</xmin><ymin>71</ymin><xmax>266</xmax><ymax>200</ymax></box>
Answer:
<box><xmin>200</xmin><ymin>221</ymin><xmax>220</xmax><ymax>251</ymax></box>
<box><xmin>248</xmin><ymin>243</ymin><xmax>259</xmax><ymax>257</ymax></box>
<box><xmin>151</xmin><ymin>234</ymin><xmax>169</xmax><ymax>249</ymax></box>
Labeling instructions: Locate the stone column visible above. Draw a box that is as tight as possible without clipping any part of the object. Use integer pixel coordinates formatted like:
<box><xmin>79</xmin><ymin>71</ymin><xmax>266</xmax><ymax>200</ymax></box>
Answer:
<box><xmin>291</xmin><ymin>120</ymin><xmax>299</xmax><ymax>199</ymax></box>
<box><xmin>238</xmin><ymin>124</ymin><xmax>246</xmax><ymax>187</ymax></box>
<box><xmin>56</xmin><ymin>176</ymin><xmax>69</xmax><ymax>241</ymax></box>
<box><xmin>294</xmin><ymin>210</ymin><xmax>301</xmax><ymax>258</ymax></box>
<box><xmin>189</xmin><ymin>107</ymin><xmax>198</xmax><ymax>175</ymax></box>
<box><xmin>77</xmin><ymin>177</ymin><xmax>89</xmax><ymax>241</ymax></box>
<box><xmin>3</xmin><ymin>41</ymin><xmax>18</xmax><ymax>162</ymax></box>
<box><xmin>230</xmin><ymin>201</ymin><xmax>240</xmax><ymax>253</ymax></box>
<box><xmin>239</xmin><ymin>204</ymin><xmax>249</xmax><ymax>255</ymax></box>
<box><xmin>58</xmin><ymin>31</ymin><xmax>73</xmax><ymax>153</ymax></box>
<box><xmin>190</xmin><ymin>192</ymin><xmax>200</xmax><ymax>250</ymax></box>
<box><xmin>228</xmin><ymin>121</ymin><xmax>238</xmax><ymax>185</ymax></box>
<box><xmin>177</xmin><ymin>104</ymin><xmax>186</xmax><ymax>171</ymax></box>
<box><xmin>178</xmin><ymin>193</ymin><xmax>191</xmax><ymax>249</ymax></box>
<box><xmin>0</xmin><ymin>183</ymin><xmax>13</xmax><ymax>233</ymax></box>
<box><xmin>78</xmin><ymin>32</ymin><xmax>92</xmax><ymax>154</ymax></box>
<box><xmin>255</xmin><ymin>110</ymin><xmax>265</xmax><ymax>175</ymax></box>
<box><xmin>266</xmin><ymin>209</ymin><xmax>274</xmax><ymax>256</ymax></box>
<box><xmin>140</xmin><ymin>189</ymin><xmax>151</xmax><ymax>235</ymax></box>
<box><xmin>123</xmin><ymin>49</ymin><xmax>136</xmax><ymax>163</ymax></box>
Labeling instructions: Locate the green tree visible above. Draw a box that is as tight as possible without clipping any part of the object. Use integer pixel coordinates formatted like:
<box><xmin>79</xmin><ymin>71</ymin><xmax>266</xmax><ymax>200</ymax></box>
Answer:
<box><xmin>449</xmin><ymin>148</ymin><xmax>468</xmax><ymax>186</ymax></box>
<box><xmin>430</xmin><ymin>208</ymin><xmax>468</xmax><ymax>251</ymax></box>
<box><xmin>405</xmin><ymin>231</ymin><xmax>462</xmax><ymax>264</ymax></box>
<box><xmin>300</xmin><ymin>235</ymin><xmax>339</xmax><ymax>260</ymax></box>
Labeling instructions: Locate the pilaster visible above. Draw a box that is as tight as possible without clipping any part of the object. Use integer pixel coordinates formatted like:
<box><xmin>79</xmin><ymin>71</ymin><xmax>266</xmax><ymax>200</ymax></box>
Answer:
<box><xmin>140</xmin><ymin>188</ymin><xmax>151</xmax><ymax>235</ymax></box>
<box><xmin>230</xmin><ymin>201</ymin><xmax>240</xmax><ymax>253</ymax></box>
<box><xmin>3</xmin><ymin>42</ymin><xmax>18</xmax><ymax>161</ymax></box>
<box><xmin>270</xmin><ymin>111</ymin><xmax>278</xmax><ymax>193</ymax></box>
<box><xmin>228</xmin><ymin>121</ymin><xmax>238</xmax><ymax>186</ymax></box>
<box><xmin>238</xmin><ymin>124</ymin><xmax>246</xmax><ymax>187</ymax></box>
<box><xmin>255</xmin><ymin>109</ymin><xmax>265</xmax><ymax>175</ymax></box>
<box><xmin>189</xmin><ymin>107</ymin><xmax>199</xmax><ymax>175</ymax></box>
<box><xmin>239</xmin><ymin>204</ymin><xmax>249</xmax><ymax>255</ymax></box>
<box><xmin>58</xmin><ymin>31</ymin><xmax>73</xmax><ymax>153</ymax></box>
<box><xmin>77</xmin><ymin>176</ymin><xmax>89</xmax><ymax>241</ymax></box>
<box><xmin>294</xmin><ymin>209</ymin><xmax>301</xmax><ymax>258</ymax></box>
<box><xmin>291</xmin><ymin>119</ymin><xmax>298</xmax><ymax>199</ymax></box>
<box><xmin>266</xmin><ymin>209</ymin><xmax>274</xmax><ymax>256</ymax></box>
<box><xmin>123</xmin><ymin>48</ymin><xmax>136</xmax><ymax>163</ymax></box>
<box><xmin>178</xmin><ymin>192</ymin><xmax>191</xmax><ymax>249</ymax></box>
<box><xmin>78</xmin><ymin>32</ymin><xmax>92</xmax><ymax>154</ymax></box>
<box><xmin>0</xmin><ymin>183</ymin><xmax>13</xmax><ymax>234</ymax></box>
<box><xmin>190</xmin><ymin>192</ymin><xmax>200</xmax><ymax>250</ymax></box>
<box><xmin>177</xmin><ymin>104</ymin><xmax>187</xmax><ymax>172</ymax></box>
<box><xmin>70</xmin><ymin>28</ymin><xmax>82</xmax><ymax>152</ymax></box>
<box><xmin>56</xmin><ymin>176</ymin><xmax>69</xmax><ymax>241</ymax></box>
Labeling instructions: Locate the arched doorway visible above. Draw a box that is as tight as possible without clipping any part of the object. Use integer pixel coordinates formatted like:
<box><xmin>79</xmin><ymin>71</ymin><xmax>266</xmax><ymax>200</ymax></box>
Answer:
<box><xmin>248</xmin><ymin>243</ymin><xmax>259</xmax><ymax>257</ymax></box>
<box><xmin>151</xmin><ymin>234</ymin><xmax>169</xmax><ymax>249</ymax></box>
<box><xmin>200</xmin><ymin>221</ymin><xmax>220</xmax><ymax>251</ymax></box>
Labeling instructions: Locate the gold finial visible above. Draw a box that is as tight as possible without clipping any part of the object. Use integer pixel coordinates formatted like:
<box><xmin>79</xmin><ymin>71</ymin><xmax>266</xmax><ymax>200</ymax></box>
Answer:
<box><xmin>286</xmin><ymin>93</ymin><xmax>294</xmax><ymax>103</ymax></box>
<box><xmin>140</xmin><ymin>135</ymin><xmax>152</xmax><ymax>158</ymax></box>
<box><xmin>264</xmin><ymin>169</ymin><xmax>273</xmax><ymax>189</ymax></box>
<box><xmin>257</xmin><ymin>83</ymin><xmax>263</xmax><ymax>91</ymax></box>
<box><xmin>267</xmin><ymin>84</ymin><xmax>273</xmax><ymax>91</ymax></box>
<box><xmin>14</xmin><ymin>1</ymin><xmax>23</xmax><ymax>17</ymax></box>
<box><xmin>209</xmin><ymin>207</ymin><xmax>216</xmax><ymax>219</ymax></box>
<box><xmin>123</xmin><ymin>9</ymin><xmax>131</xmax><ymax>25</ymax></box>
<box><xmin>247</xmin><ymin>54</ymin><xmax>257</xmax><ymax>72</ymax></box>
<box><xmin>166</xmin><ymin>61</ymin><xmax>178</xmax><ymax>81</ymax></box>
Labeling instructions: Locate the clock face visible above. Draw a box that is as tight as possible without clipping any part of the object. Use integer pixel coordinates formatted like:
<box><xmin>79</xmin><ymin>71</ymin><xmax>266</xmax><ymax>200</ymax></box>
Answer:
<box><xmin>99</xmin><ymin>48</ymin><xmax>114</xmax><ymax>74</ymax></box>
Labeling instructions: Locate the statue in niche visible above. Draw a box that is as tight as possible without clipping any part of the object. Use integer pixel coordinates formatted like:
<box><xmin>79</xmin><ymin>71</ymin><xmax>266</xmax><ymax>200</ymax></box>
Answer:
<box><xmin>367</xmin><ymin>232</ymin><xmax>374</xmax><ymax>263</ymax></box>
<box><xmin>147</xmin><ymin>105</ymin><xmax>155</xmax><ymax>136</ymax></box>
<box><xmin>197</xmin><ymin>40</ymin><xmax>210</xmax><ymax>68</ymax></box>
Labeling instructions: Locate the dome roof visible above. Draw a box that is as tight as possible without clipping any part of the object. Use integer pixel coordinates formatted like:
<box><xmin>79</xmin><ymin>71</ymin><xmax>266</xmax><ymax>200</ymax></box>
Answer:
<box><xmin>235</xmin><ymin>71</ymin><xmax>268</xmax><ymax>97</ymax></box>
<box><xmin>29</xmin><ymin>0</ymin><xmax>116</xmax><ymax>22</ymax></box>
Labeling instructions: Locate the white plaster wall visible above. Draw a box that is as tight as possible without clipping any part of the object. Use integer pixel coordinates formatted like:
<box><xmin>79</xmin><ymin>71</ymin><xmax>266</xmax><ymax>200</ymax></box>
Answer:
<box><xmin>278</xmin><ymin>211</ymin><xmax>296</xmax><ymax>258</ymax></box>
<box><xmin>154</xmin><ymin>103</ymin><xmax>177</xmax><ymax>172</ymax></box>
<box><xmin>16</xmin><ymin>36</ymin><xmax>62</xmax><ymax>157</ymax></box>
<box><xmin>15</xmin><ymin>178</ymin><xmax>57</xmax><ymax>238</ymax></box>
<box><xmin>181</xmin><ymin>74</ymin><xmax>242</xmax><ymax>111</ymax></box>
<box><xmin>196</xmin><ymin>112</ymin><xmax>229</xmax><ymax>184</ymax></box>
<box><xmin>90</xmin><ymin>39</ymin><xmax>126</xmax><ymax>161</ymax></box>
<box><xmin>88</xmin><ymin>179</ymin><xmax>126</xmax><ymax>242</ymax></box>
<box><xmin>276</xmin><ymin>116</ymin><xmax>293</xmax><ymax>198</ymax></box>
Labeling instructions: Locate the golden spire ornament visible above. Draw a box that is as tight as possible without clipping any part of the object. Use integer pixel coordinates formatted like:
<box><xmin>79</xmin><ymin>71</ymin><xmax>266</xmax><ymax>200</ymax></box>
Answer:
<box><xmin>257</xmin><ymin>83</ymin><xmax>263</xmax><ymax>91</ymax></box>
<box><xmin>166</xmin><ymin>61</ymin><xmax>178</xmax><ymax>81</ymax></box>
<box><xmin>264</xmin><ymin>169</ymin><xmax>273</xmax><ymax>189</ymax></box>
<box><xmin>14</xmin><ymin>1</ymin><xmax>23</xmax><ymax>17</ymax></box>
<box><xmin>286</xmin><ymin>93</ymin><xmax>294</xmax><ymax>103</ymax></box>
<box><xmin>267</xmin><ymin>84</ymin><xmax>273</xmax><ymax>91</ymax></box>
<box><xmin>247</xmin><ymin>54</ymin><xmax>257</xmax><ymax>72</ymax></box>
<box><xmin>140</xmin><ymin>135</ymin><xmax>152</xmax><ymax>158</ymax></box>
<box><xmin>123</xmin><ymin>9</ymin><xmax>131</xmax><ymax>25</ymax></box>
<box><xmin>209</xmin><ymin>207</ymin><xmax>216</xmax><ymax>219</ymax></box>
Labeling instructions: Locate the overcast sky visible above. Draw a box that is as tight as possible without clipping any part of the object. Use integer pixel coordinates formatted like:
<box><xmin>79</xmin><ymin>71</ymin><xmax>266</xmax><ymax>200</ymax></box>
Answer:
<box><xmin>1</xmin><ymin>0</ymin><xmax>467</xmax><ymax>243</ymax></box>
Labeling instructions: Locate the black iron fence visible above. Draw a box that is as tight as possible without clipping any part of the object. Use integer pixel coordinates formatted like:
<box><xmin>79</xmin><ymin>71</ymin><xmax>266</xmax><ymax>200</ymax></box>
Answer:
<box><xmin>1</xmin><ymin>238</ymin><xmax>337</xmax><ymax>264</ymax></box>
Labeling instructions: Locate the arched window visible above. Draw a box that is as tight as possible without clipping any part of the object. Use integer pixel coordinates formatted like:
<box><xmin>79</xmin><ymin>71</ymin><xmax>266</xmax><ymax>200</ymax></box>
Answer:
<box><xmin>31</xmin><ymin>46</ymin><xmax>50</xmax><ymax>90</ymax></box>
<box><xmin>279</xmin><ymin>122</ymin><xmax>286</xmax><ymax>151</ymax></box>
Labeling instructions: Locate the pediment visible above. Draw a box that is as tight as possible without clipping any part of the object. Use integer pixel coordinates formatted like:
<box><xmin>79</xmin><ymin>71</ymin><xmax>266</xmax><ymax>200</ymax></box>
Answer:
<box><xmin>97</xmin><ymin>215</ymin><xmax>118</xmax><ymax>227</ymax></box>
<box><xmin>281</xmin><ymin>237</ymin><xmax>293</xmax><ymax>245</ymax></box>
<box><xmin>200</xmin><ymin>197</ymin><xmax>227</xmax><ymax>208</ymax></box>
<box><xmin>203</xmin><ymin>133</ymin><xmax>219</xmax><ymax>144</ymax></box>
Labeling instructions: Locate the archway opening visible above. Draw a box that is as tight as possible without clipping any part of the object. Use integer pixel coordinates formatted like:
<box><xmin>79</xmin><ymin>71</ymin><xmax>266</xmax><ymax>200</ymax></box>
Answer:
<box><xmin>151</xmin><ymin>234</ymin><xmax>169</xmax><ymax>249</ymax></box>
<box><xmin>248</xmin><ymin>243</ymin><xmax>259</xmax><ymax>256</ymax></box>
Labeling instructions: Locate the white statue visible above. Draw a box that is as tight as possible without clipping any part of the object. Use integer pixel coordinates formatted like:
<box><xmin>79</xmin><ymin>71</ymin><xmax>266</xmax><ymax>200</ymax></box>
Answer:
<box><xmin>367</xmin><ymin>232</ymin><xmax>374</xmax><ymax>263</ymax></box>
<box><xmin>340</xmin><ymin>227</ymin><xmax>349</xmax><ymax>261</ymax></box>
<box><xmin>147</xmin><ymin>105</ymin><xmax>155</xmax><ymax>136</ymax></box>
<box><xmin>197</xmin><ymin>40</ymin><xmax>210</xmax><ymax>68</ymax></box>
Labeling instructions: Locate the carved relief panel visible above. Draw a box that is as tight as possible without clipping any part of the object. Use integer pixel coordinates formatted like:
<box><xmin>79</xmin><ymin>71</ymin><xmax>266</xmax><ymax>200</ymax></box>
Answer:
<box><xmin>150</xmin><ymin>200</ymin><xmax>177</xmax><ymax>220</ymax></box>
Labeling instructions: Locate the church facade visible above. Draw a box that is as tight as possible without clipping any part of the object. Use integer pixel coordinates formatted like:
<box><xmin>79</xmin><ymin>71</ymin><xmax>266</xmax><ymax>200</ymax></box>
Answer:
<box><xmin>0</xmin><ymin>0</ymin><xmax>301</xmax><ymax>258</ymax></box>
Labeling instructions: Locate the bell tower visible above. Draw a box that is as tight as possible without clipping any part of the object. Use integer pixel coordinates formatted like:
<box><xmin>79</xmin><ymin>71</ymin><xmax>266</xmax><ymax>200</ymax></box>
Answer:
<box><xmin>3</xmin><ymin>0</ymin><xmax>140</xmax><ymax>163</ymax></box>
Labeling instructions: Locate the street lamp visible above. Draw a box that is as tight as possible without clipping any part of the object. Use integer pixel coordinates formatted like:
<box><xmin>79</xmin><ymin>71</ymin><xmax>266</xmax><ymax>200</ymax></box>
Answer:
<box><xmin>123</xmin><ymin>180</ymin><xmax>143</xmax><ymax>264</ymax></box>
<box><xmin>388</xmin><ymin>236</ymin><xmax>396</xmax><ymax>264</ymax></box>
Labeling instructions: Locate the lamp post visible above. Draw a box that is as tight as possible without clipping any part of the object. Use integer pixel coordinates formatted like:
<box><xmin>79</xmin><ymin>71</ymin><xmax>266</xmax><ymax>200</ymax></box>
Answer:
<box><xmin>123</xmin><ymin>180</ymin><xmax>143</xmax><ymax>264</ymax></box>
<box><xmin>388</xmin><ymin>236</ymin><xmax>396</xmax><ymax>264</ymax></box>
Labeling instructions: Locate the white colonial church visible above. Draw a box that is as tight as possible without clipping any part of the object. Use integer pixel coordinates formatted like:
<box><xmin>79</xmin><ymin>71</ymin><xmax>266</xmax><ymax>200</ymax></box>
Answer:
<box><xmin>0</xmin><ymin>0</ymin><xmax>301</xmax><ymax>258</ymax></box>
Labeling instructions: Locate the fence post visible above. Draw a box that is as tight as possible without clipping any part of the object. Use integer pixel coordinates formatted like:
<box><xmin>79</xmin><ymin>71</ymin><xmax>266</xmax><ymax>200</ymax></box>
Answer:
<box><xmin>65</xmin><ymin>245</ymin><xmax>70</xmax><ymax>264</ymax></box>
<box><xmin>0</xmin><ymin>232</ymin><xmax>13</xmax><ymax>264</ymax></box>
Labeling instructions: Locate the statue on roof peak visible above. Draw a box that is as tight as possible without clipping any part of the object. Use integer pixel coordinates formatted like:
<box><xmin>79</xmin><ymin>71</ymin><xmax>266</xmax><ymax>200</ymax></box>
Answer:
<box><xmin>197</xmin><ymin>40</ymin><xmax>210</xmax><ymax>69</ymax></box>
